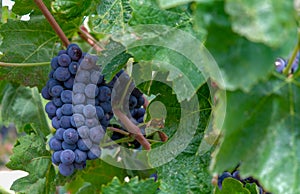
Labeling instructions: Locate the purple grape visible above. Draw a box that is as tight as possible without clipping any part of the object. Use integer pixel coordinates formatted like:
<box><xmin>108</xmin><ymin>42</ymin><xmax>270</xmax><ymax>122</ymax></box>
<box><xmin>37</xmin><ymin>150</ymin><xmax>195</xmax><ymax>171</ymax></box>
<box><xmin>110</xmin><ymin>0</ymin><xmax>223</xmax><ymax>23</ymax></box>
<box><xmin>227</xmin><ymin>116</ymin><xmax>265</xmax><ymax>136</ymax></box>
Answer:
<box><xmin>51</xmin><ymin>56</ymin><xmax>59</xmax><ymax>70</ymax></box>
<box><xmin>49</xmin><ymin>136</ymin><xmax>62</xmax><ymax>151</ymax></box>
<box><xmin>55</xmin><ymin>128</ymin><xmax>65</xmax><ymax>140</ymax></box>
<box><xmin>58</xmin><ymin>54</ymin><xmax>71</xmax><ymax>67</ymax></box>
<box><xmin>69</xmin><ymin>61</ymin><xmax>79</xmax><ymax>75</ymax></box>
<box><xmin>77</xmin><ymin>126</ymin><xmax>89</xmax><ymax>139</ymax></box>
<box><xmin>74</xmin><ymin>149</ymin><xmax>87</xmax><ymax>163</ymax></box>
<box><xmin>61</xmin><ymin>104</ymin><xmax>73</xmax><ymax>116</ymax></box>
<box><xmin>41</xmin><ymin>87</ymin><xmax>51</xmax><ymax>100</ymax></box>
<box><xmin>54</xmin><ymin>67</ymin><xmax>70</xmax><ymax>82</ymax></box>
<box><xmin>59</xmin><ymin>163</ymin><xmax>74</xmax><ymax>176</ymax></box>
<box><xmin>83</xmin><ymin>105</ymin><xmax>96</xmax><ymax>118</ymax></box>
<box><xmin>67</xmin><ymin>43</ymin><xmax>82</xmax><ymax>61</ymax></box>
<box><xmin>98</xmin><ymin>86</ymin><xmax>111</xmax><ymax>102</ymax></box>
<box><xmin>61</xmin><ymin>90</ymin><xmax>72</xmax><ymax>104</ymax></box>
<box><xmin>77</xmin><ymin>138</ymin><xmax>92</xmax><ymax>151</ymax></box>
<box><xmin>63</xmin><ymin>128</ymin><xmax>79</xmax><ymax>144</ymax></box>
<box><xmin>62</xmin><ymin>141</ymin><xmax>77</xmax><ymax>150</ymax></box>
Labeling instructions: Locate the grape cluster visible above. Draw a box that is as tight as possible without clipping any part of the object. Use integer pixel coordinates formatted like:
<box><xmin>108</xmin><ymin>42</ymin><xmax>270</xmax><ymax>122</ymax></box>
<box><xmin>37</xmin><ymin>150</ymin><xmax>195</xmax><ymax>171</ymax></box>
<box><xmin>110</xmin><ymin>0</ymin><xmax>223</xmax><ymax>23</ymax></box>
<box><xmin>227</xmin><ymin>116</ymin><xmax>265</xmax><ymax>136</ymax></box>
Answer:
<box><xmin>42</xmin><ymin>44</ymin><xmax>146</xmax><ymax>176</ymax></box>
<box><xmin>275</xmin><ymin>51</ymin><xmax>299</xmax><ymax>73</ymax></box>
<box><xmin>217</xmin><ymin>170</ymin><xmax>271</xmax><ymax>194</ymax></box>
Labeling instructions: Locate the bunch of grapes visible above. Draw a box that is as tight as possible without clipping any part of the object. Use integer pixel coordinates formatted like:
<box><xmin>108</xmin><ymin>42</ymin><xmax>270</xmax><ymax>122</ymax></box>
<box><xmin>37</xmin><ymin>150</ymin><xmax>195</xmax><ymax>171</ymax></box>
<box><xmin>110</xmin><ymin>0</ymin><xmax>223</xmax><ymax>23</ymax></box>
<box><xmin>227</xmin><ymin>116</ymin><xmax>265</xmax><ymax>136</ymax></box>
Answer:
<box><xmin>275</xmin><ymin>51</ymin><xmax>299</xmax><ymax>73</ymax></box>
<box><xmin>42</xmin><ymin>44</ymin><xmax>146</xmax><ymax>176</ymax></box>
<box><xmin>217</xmin><ymin>170</ymin><xmax>271</xmax><ymax>194</ymax></box>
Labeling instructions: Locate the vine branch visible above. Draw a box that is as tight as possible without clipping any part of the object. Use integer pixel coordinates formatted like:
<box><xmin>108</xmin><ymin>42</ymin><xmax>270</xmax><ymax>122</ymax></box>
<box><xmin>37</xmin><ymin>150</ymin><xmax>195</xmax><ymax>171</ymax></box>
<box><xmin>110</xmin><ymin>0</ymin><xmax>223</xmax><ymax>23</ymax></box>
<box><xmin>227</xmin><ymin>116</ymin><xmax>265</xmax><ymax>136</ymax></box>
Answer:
<box><xmin>34</xmin><ymin>0</ymin><xmax>70</xmax><ymax>47</ymax></box>
<box><xmin>0</xmin><ymin>61</ymin><xmax>49</xmax><ymax>67</ymax></box>
<box><xmin>78</xmin><ymin>26</ymin><xmax>103</xmax><ymax>52</ymax></box>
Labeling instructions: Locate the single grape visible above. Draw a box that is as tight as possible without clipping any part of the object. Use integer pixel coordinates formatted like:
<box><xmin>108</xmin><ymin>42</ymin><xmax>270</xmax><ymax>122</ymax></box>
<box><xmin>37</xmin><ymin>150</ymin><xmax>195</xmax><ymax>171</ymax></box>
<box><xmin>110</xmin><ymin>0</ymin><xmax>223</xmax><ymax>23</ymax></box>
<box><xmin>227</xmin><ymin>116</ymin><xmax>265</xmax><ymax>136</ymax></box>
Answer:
<box><xmin>55</xmin><ymin>128</ymin><xmax>65</xmax><ymax>141</ymax></box>
<box><xmin>56</xmin><ymin>108</ymin><xmax>63</xmax><ymax>119</ymax></box>
<box><xmin>135</xmin><ymin>108</ymin><xmax>145</xmax><ymax>118</ymax></box>
<box><xmin>63</xmin><ymin>128</ymin><xmax>79</xmax><ymax>144</ymax></box>
<box><xmin>61</xmin><ymin>104</ymin><xmax>73</xmax><ymax>116</ymax></box>
<box><xmin>61</xmin><ymin>90</ymin><xmax>72</xmax><ymax>104</ymax></box>
<box><xmin>53</xmin><ymin>151</ymin><xmax>62</xmax><ymax>163</ymax></box>
<box><xmin>69</xmin><ymin>61</ymin><xmax>79</xmax><ymax>75</ymax></box>
<box><xmin>77</xmin><ymin>138</ymin><xmax>92</xmax><ymax>151</ymax></box>
<box><xmin>41</xmin><ymin>87</ymin><xmax>51</xmax><ymax>100</ymax></box>
<box><xmin>83</xmin><ymin>104</ymin><xmax>97</xmax><ymax>118</ymax></box>
<box><xmin>90</xmin><ymin>71</ymin><xmax>103</xmax><ymax>85</ymax></box>
<box><xmin>51</xmin><ymin>56</ymin><xmax>59</xmax><ymax>70</ymax></box>
<box><xmin>100</xmin><ymin>101</ymin><xmax>112</xmax><ymax>113</ymax></box>
<box><xmin>73</xmin><ymin>83</ymin><xmax>86</xmax><ymax>93</ymax></box>
<box><xmin>52</xmin><ymin>97</ymin><xmax>63</xmax><ymax>107</ymax></box>
<box><xmin>74</xmin><ymin>149</ymin><xmax>87</xmax><ymax>163</ymax></box>
<box><xmin>73</xmin><ymin>93</ymin><xmax>86</xmax><ymax>105</ymax></box>
<box><xmin>49</xmin><ymin>136</ymin><xmax>62</xmax><ymax>151</ymax></box>
<box><xmin>51</xmin><ymin>117</ymin><xmax>60</xmax><ymax>129</ymax></box>
<box><xmin>54</xmin><ymin>67</ymin><xmax>71</xmax><ymax>82</ymax></box>
<box><xmin>85</xmin><ymin>84</ymin><xmax>99</xmax><ymax>98</ymax></box>
<box><xmin>89</xmin><ymin>126</ymin><xmax>105</xmax><ymax>143</ymax></box>
<box><xmin>131</xmin><ymin>88</ymin><xmax>143</xmax><ymax>98</ymax></box>
<box><xmin>137</xmin><ymin>117</ymin><xmax>144</xmax><ymax>123</ymax></box>
<box><xmin>75</xmin><ymin>70</ymin><xmax>90</xmax><ymax>84</ymax></box>
<box><xmin>52</xmin><ymin>154</ymin><xmax>59</xmax><ymax>165</ymax></box>
<box><xmin>64</xmin><ymin>77</ymin><xmax>74</xmax><ymax>89</ymax></box>
<box><xmin>100</xmin><ymin>117</ymin><xmax>109</xmax><ymax>128</ymax></box>
<box><xmin>218</xmin><ymin>172</ymin><xmax>232</xmax><ymax>189</ymax></box>
<box><xmin>85</xmin><ymin>118</ymin><xmax>98</xmax><ymax>128</ymax></box>
<box><xmin>72</xmin><ymin>114</ymin><xmax>85</xmax><ymax>127</ymax></box>
<box><xmin>58</xmin><ymin>50</ymin><xmax>66</xmax><ymax>56</ymax></box>
<box><xmin>45</xmin><ymin>102</ymin><xmax>57</xmax><ymax>118</ymax></box>
<box><xmin>129</xmin><ymin>95</ymin><xmax>137</xmax><ymax>109</ymax></box>
<box><xmin>60</xmin><ymin>116</ymin><xmax>72</xmax><ymax>128</ymax></box>
<box><xmin>59</xmin><ymin>163</ymin><xmax>74</xmax><ymax>176</ymax></box>
<box><xmin>80</xmin><ymin>55</ymin><xmax>97</xmax><ymax>70</ymax></box>
<box><xmin>137</xmin><ymin>96</ymin><xmax>145</xmax><ymax>107</ymax></box>
<box><xmin>46</xmin><ymin>78</ymin><xmax>60</xmax><ymax>88</ymax></box>
<box><xmin>149</xmin><ymin>173</ymin><xmax>158</xmax><ymax>182</ymax></box>
<box><xmin>77</xmin><ymin>126</ymin><xmax>89</xmax><ymax>139</ymax></box>
<box><xmin>60</xmin><ymin>149</ymin><xmax>75</xmax><ymax>165</ymax></box>
<box><xmin>95</xmin><ymin>106</ymin><xmax>104</xmax><ymax>120</ymax></box>
<box><xmin>73</xmin><ymin>104</ymin><xmax>84</xmax><ymax>114</ymax></box>
<box><xmin>62</xmin><ymin>141</ymin><xmax>77</xmax><ymax>150</ymax></box>
<box><xmin>87</xmin><ymin>145</ymin><xmax>101</xmax><ymax>159</ymax></box>
<box><xmin>58</xmin><ymin>54</ymin><xmax>71</xmax><ymax>67</ymax></box>
<box><xmin>98</xmin><ymin>86</ymin><xmax>111</xmax><ymax>102</ymax></box>
<box><xmin>67</xmin><ymin>43</ymin><xmax>82</xmax><ymax>61</ymax></box>
<box><xmin>274</xmin><ymin>58</ymin><xmax>287</xmax><ymax>73</ymax></box>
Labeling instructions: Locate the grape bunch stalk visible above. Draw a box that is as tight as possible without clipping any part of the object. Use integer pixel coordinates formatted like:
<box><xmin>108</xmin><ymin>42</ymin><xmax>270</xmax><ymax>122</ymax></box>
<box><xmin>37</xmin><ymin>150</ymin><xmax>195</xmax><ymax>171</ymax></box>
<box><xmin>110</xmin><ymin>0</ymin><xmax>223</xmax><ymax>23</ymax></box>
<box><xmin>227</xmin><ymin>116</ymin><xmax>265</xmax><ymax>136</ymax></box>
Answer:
<box><xmin>42</xmin><ymin>44</ymin><xmax>147</xmax><ymax>176</ymax></box>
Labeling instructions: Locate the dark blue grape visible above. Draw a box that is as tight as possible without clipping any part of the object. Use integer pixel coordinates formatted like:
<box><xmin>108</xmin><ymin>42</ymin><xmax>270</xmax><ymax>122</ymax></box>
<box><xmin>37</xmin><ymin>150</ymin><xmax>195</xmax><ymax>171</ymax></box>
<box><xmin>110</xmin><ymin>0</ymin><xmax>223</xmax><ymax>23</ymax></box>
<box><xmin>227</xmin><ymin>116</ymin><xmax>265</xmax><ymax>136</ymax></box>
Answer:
<box><xmin>90</xmin><ymin>71</ymin><xmax>103</xmax><ymax>85</ymax></box>
<box><xmin>100</xmin><ymin>101</ymin><xmax>112</xmax><ymax>113</ymax></box>
<box><xmin>136</xmin><ymin>108</ymin><xmax>145</xmax><ymax>118</ymax></box>
<box><xmin>275</xmin><ymin>58</ymin><xmax>287</xmax><ymax>73</ymax></box>
<box><xmin>48</xmin><ymin>70</ymin><xmax>54</xmax><ymax>78</ymax></box>
<box><xmin>85</xmin><ymin>84</ymin><xmax>99</xmax><ymax>98</ymax></box>
<box><xmin>77</xmin><ymin>126</ymin><xmax>89</xmax><ymax>139</ymax></box>
<box><xmin>218</xmin><ymin>172</ymin><xmax>232</xmax><ymax>189</ymax></box>
<box><xmin>73</xmin><ymin>104</ymin><xmax>84</xmax><ymax>114</ymax></box>
<box><xmin>87</xmin><ymin>145</ymin><xmax>101</xmax><ymax>159</ymax></box>
<box><xmin>89</xmin><ymin>126</ymin><xmax>104</xmax><ymax>143</ymax></box>
<box><xmin>62</xmin><ymin>141</ymin><xmax>77</xmax><ymax>150</ymax></box>
<box><xmin>98</xmin><ymin>86</ymin><xmax>111</xmax><ymax>102</ymax></box>
<box><xmin>77</xmin><ymin>138</ymin><xmax>92</xmax><ymax>151</ymax></box>
<box><xmin>45</xmin><ymin>102</ymin><xmax>57</xmax><ymax>118</ymax></box>
<box><xmin>100</xmin><ymin>118</ymin><xmax>109</xmax><ymax>128</ymax></box>
<box><xmin>50</xmin><ymin>85</ymin><xmax>64</xmax><ymax>97</ymax></box>
<box><xmin>63</xmin><ymin>128</ymin><xmax>79</xmax><ymax>144</ymax></box>
<box><xmin>52</xmin><ymin>97</ymin><xmax>63</xmax><ymax>107</ymax></box>
<box><xmin>64</xmin><ymin>77</ymin><xmax>74</xmax><ymax>89</ymax></box>
<box><xmin>53</xmin><ymin>151</ymin><xmax>62</xmax><ymax>163</ymax></box>
<box><xmin>60</xmin><ymin>149</ymin><xmax>75</xmax><ymax>165</ymax></box>
<box><xmin>69</xmin><ymin>62</ymin><xmax>79</xmax><ymax>75</ymax></box>
<box><xmin>52</xmin><ymin>154</ymin><xmax>59</xmax><ymax>165</ymax></box>
<box><xmin>131</xmin><ymin>88</ymin><xmax>143</xmax><ymax>98</ymax></box>
<box><xmin>61</xmin><ymin>90</ymin><xmax>72</xmax><ymax>104</ymax></box>
<box><xmin>49</xmin><ymin>136</ymin><xmax>62</xmax><ymax>151</ymax></box>
<box><xmin>80</xmin><ymin>55</ymin><xmax>97</xmax><ymax>70</ymax></box>
<box><xmin>73</xmin><ymin>83</ymin><xmax>86</xmax><ymax>93</ymax></box>
<box><xmin>137</xmin><ymin>96</ymin><xmax>145</xmax><ymax>107</ymax></box>
<box><xmin>46</xmin><ymin>78</ymin><xmax>60</xmax><ymax>88</ymax></box>
<box><xmin>95</xmin><ymin>106</ymin><xmax>104</xmax><ymax>120</ymax></box>
<box><xmin>59</xmin><ymin>163</ymin><xmax>74</xmax><ymax>176</ymax></box>
<box><xmin>232</xmin><ymin>170</ymin><xmax>241</xmax><ymax>180</ymax></box>
<box><xmin>61</xmin><ymin>104</ymin><xmax>73</xmax><ymax>116</ymax></box>
<box><xmin>75</xmin><ymin>70</ymin><xmax>90</xmax><ymax>83</ymax></box>
<box><xmin>41</xmin><ymin>87</ymin><xmax>51</xmax><ymax>100</ymax></box>
<box><xmin>51</xmin><ymin>56</ymin><xmax>59</xmax><ymax>70</ymax></box>
<box><xmin>52</xmin><ymin>117</ymin><xmax>60</xmax><ymax>129</ymax></box>
<box><xmin>74</xmin><ymin>149</ymin><xmax>87</xmax><ymax>163</ymax></box>
<box><xmin>58</xmin><ymin>50</ymin><xmax>67</xmax><ymax>56</ymax></box>
<box><xmin>73</xmin><ymin>93</ymin><xmax>86</xmax><ymax>105</ymax></box>
<box><xmin>55</xmin><ymin>128</ymin><xmax>65</xmax><ymax>141</ymax></box>
<box><xmin>67</xmin><ymin>43</ymin><xmax>82</xmax><ymax>61</ymax></box>
<box><xmin>60</xmin><ymin>116</ymin><xmax>72</xmax><ymax>128</ymax></box>
<box><xmin>137</xmin><ymin>117</ymin><xmax>144</xmax><ymax>123</ymax></box>
<box><xmin>54</xmin><ymin>67</ymin><xmax>71</xmax><ymax>82</ymax></box>
<box><xmin>58</xmin><ymin>54</ymin><xmax>71</xmax><ymax>67</ymax></box>
<box><xmin>129</xmin><ymin>95</ymin><xmax>137</xmax><ymax>109</ymax></box>
<box><xmin>150</xmin><ymin>173</ymin><xmax>158</xmax><ymax>182</ymax></box>
<box><xmin>56</xmin><ymin>108</ymin><xmax>63</xmax><ymax>119</ymax></box>
<box><xmin>72</xmin><ymin>114</ymin><xmax>85</xmax><ymax>127</ymax></box>
<box><xmin>83</xmin><ymin>105</ymin><xmax>96</xmax><ymax>118</ymax></box>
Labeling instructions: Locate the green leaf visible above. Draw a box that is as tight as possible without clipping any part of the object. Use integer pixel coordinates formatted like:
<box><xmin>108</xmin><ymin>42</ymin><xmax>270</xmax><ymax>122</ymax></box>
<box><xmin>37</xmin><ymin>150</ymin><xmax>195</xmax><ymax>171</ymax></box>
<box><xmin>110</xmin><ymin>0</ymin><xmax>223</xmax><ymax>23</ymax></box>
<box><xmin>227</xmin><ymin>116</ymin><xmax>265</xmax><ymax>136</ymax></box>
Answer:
<box><xmin>225</xmin><ymin>0</ymin><xmax>297</xmax><ymax>47</ymax></box>
<box><xmin>6</xmin><ymin>133</ymin><xmax>55</xmax><ymax>194</ymax></box>
<box><xmin>101</xmin><ymin>176</ymin><xmax>159</xmax><ymax>194</ymax></box>
<box><xmin>1</xmin><ymin>84</ymin><xmax>50</xmax><ymax>136</ymax></box>
<box><xmin>88</xmin><ymin>0</ymin><xmax>132</xmax><ymax>34</ymax></box>
<box><xmin>212</xmin><ymin>74</ymin><xmax>300</xmax><ymax>194</ymax></box>
<box><xmin>12</xmin><ymin>0</ymin><xmax>51</xmax><ymax>16</ymax></box>
<box><xmin>52</xmin><ymin>0</ymin><xmax>94</xmax><ymax>19</ymax></box>
<box><xmin>245</xmin><ymin>183</ymin><xmax>260</xmax><ymax>194</ymax></box>
<box><xmin>205</xmin><ymin>22</ymin><xmax>285</xmax><ymax>91</ymax></box>
<box><xmin>158</xmin><ymin>0</ymin><xmax>212</xmax><ymax>9</ymax></box>
<box><xmin>214</xmin><ymin>178</ymin><xmax>250</xmax><ymax>194</ymax></box>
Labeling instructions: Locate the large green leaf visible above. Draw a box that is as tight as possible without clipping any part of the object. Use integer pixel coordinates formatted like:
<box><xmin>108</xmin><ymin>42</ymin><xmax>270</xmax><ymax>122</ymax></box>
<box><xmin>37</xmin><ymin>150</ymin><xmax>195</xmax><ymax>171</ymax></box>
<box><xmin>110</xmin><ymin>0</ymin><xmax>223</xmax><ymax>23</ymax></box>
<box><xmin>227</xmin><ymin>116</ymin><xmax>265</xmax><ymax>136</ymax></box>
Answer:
<box><xmin>6</xmin><ymin>133</ymin><xmax>55</xmax><ymax>194</ymax></box>
<box><xmin>214</xmin><ymin>178</ymin><xmax>250</xmax><ymax>194</ymax></box>
<box><xmin>157</xmin><ymin>0</ymin><xmax>212</xmax><ymax>9</ymax></box>
<box><xmin>0</xmin><ymin>84</ymin><xmax>50</xmax><ymax>136</ymax></box>
<box><xmin>52</xmin><ymin>0</ymin><xmax>94</xmax><ymax>19</ymax></box>
<box><xmin>88</xmin><ymin>0</ymin><xmax>132</xmax><ymax>34</ymax></box>
<box><xmin>101</xmin><ymin>177</ymin><xmax>159</xmax><ymax>194</ymax></box>
<box><xmin>212</xmin><ymin>74</ymin><xmax>300</xmax><ymax>194</ymax></box>
<box><xmin>225</xmin><ymin>0</ymin><xmax>297</xmax><ymax>47</ymax></box>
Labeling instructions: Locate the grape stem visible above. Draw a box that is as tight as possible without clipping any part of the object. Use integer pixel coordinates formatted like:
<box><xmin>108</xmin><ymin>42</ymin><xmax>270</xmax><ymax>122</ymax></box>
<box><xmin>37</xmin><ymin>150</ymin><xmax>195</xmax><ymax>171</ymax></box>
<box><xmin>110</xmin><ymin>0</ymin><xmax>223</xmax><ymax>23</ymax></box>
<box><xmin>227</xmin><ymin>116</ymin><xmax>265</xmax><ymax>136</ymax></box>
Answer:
<box><xmin>114</xmin><ymin>109</ymin><xmax>151</xmax><ymax>150</ymax></box>
<box><xmin>283</xmin><ymin>32</ymin><xmax>300</xmax><ymax>75</ymax></box>
<box><xmin>107</xmin><ymin>127</ymin><xmax>130</xmax><ymax>136</ymax></box>
<box><xmin>78</xmin><ymin>26</ymin><xmax>103</xmax><ymax>52</ymax></box>
<box><xmin>34</xmin><ymin>0</ymin><xmax>70</xmax><ymax>47</ymax></box>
